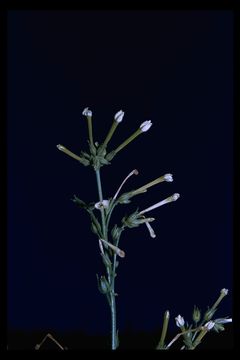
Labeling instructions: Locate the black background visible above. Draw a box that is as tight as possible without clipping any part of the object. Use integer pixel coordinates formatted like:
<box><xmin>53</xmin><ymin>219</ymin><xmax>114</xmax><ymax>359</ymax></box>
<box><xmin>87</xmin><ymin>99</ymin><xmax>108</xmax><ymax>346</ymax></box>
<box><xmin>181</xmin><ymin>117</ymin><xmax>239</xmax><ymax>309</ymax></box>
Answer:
<box><xmin>7</xmin><ymin>10</ymin><xmax>233</xmax><ymax>349</ymax></box>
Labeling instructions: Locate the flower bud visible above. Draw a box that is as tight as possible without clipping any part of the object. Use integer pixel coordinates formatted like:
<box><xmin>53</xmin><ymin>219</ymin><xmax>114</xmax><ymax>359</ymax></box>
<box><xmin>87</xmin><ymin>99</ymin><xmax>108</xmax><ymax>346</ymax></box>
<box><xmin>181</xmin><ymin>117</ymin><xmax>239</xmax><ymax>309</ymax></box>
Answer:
<box><xmin>82</xmin><ymin>107</ymin><xmax>92</xmax><ymax>117</ymax></box>
<box><xmin>204</xmin><ymin>321</ymin><xmax>215</xmax><ymax>331</ymax></box>
<box><xmin>163</xmin><ymin>173</ymin><xmax>173</xmax><ymax>182</ymax></box>
<box><xmin>114</xmin><ymin>110</ymin><xmax>124</xmax><ymax>123</ymax></box>
<box><xmin>100</xmin><ymin>276</ymin><xmax>109</xmax><ymax>294</ymax></box>
<box><xmin>193</xmin><ymin>306</ymin><xmax>201</xmax><ymax>323</ymax></box>
<box><xmin>140</xmin><ymin>120</ymin><xmax>152</xmax><ymax>132</ymax></box>
<box><xmin>221</xmin><ymin>288</ymin><xmax>229</xmax><ymax>296</ymax></box>
<box><xmin>175</xmin><ymin>315</ymin><xmax>185</xmax><ymax>328</ymax></box>
<box><xmin>95</xmin><ymin>200</ymin><xmax>109</xmax><ymax>210</ymax></box>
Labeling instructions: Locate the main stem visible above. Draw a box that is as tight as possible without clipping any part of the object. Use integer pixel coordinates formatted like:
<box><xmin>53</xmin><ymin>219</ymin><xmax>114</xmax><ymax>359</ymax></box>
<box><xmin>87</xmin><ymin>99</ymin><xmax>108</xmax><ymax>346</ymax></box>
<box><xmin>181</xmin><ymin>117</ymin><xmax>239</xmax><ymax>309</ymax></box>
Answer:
<box><xmin>95</xmin><ymin>169</ymin><xmax>117</xmax><ymax>350</ymax></box>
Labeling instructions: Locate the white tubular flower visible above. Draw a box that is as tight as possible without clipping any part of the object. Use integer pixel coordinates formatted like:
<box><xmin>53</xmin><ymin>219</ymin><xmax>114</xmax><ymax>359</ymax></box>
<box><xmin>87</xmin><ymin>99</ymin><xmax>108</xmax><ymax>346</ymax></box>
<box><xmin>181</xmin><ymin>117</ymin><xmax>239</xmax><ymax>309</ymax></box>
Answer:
<box><xmin>98</xmin><ymin>239</ymin><xmax>104</xmax><ymax>255</ymax></box>
<box><xmin>204</xmin><ymin>321</ymin><xmax>215</xmax><ymax>330</ymax></box>
<box><xmin>163</xmin><ymin>173</ymin><xmax>173</xmax><ymax>182</ymax></box>
<box><xmin>216</xmin><ymin>318</ymin><xmax>232</xmax><ymax>324</ymax></box>
<box><xmin>221</xmin><ymin>288</ymin><xmax>229</xmax><ymax>296</ymax></box>
<box><xmin>145</xmin><ymin>221</ymin><xmax>156</xmax><ymax>238</ymax></box>
<box><xmin>139</xmin><ymin>193</ymin><xmax>180</xmax><ymax>215</ymax></box>
<box><xmin>175</xmin><ymin>315</ymin><xmax>185</xmax><ymax>328</ymax></box>
<box><xmin>95</xmin><ymin>200</ymin><xmax>109</xmax><ymax>210</ymax></box>
<box><xmin>140</xmin><ymin>120</ymin><xmax>152</xmax><ymax>132</ymax></box>
<box><xmin>82</xmin><ymin>107</ymin><xmax>92</xmax><ymax>117</ymax></box>
<box><xmin>113</xmin><ymin>169</ymin><xmax>139</xmax><ymax>200</ymax></box>
<box><xmin>114</xmin><ymin>110</ymin><xmax>124</xmax><ymax>123</ymax></box>
<box><xmin>100</xmin><ymin>239</ymin><xmax>125</xmax><ymax>258</ymax></box>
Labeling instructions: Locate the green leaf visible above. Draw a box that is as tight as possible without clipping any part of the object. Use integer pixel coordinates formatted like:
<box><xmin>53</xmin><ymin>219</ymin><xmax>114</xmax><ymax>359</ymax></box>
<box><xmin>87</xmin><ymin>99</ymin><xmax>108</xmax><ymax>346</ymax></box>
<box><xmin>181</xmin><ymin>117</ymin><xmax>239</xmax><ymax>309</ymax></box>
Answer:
<box><xmin>100</xmin><ymin>276</ymin><xmax>110</xmax><ymax>294</ymax></box>
<box><xmin>71</xmin><ymin>195</ymin><xmax>88</xmax><ymax>209</ymax></box>
<box><xmin>204</xmin><ymin>307</ymin><xmax>218</xmax><ymax>321</ymax></box>
<box><xmin>97</xmin><ymin>145</ymin><xmax>107</xmax><ymax>157</ymax></box>
<box><xmin>118</xmin><ymin>193</ymin><xmax>131</xmax><ymax>204</ymax></box>
<box><xmin>78</xmin><ymin>158</ymin><xmax>90</xmax><ymax>166</ymax></box>
<box><xmin>90</xmin><ymin>214</ymin><xmax>103</xmax><ymax>238</ymax></box>
<box><xmin>91</xmin><ymin>222</ymin><xmax>99</xmax><ymax>236</ymax></box>
<box><xmin>111</xmin><ymin>225</ymin><xmax>122</xmax><ymax>243</ymax></box>
<box><xmin>99</xmin><ymin>157</ymin><xmax>110</xmax><ymax>166</ymax></box>
<box><xmin>101</xmin><ymin>253</ymin><xmax>112</xmax><ymax>269</ymax></box>
<box><xmin>213</xmin><ymin>323</ymin><xmax>225</xmax><ymax>332</ymax></box>
<box><xmin>88</xmin><ymin>141</ymin><xmax>97</xmax><ymax>156</ymax></box>
<box><xmin>80</xmin><ymin>151</ymin><xmax>91</xmax><ymax>160</ymax></box>
<box><xmin>92</xmin><ymin>156</ymin><xmax>100</xmax><ymax>170</ymax></box>
<box><xmin>183</xmin><ymin>332</ymin><xmax>193</xmax><ymax>349</ymax></box>
<box><xmin>106</xmin><ymin>151</ymin><xmax>116</xmax><ymax>161</ymax></box>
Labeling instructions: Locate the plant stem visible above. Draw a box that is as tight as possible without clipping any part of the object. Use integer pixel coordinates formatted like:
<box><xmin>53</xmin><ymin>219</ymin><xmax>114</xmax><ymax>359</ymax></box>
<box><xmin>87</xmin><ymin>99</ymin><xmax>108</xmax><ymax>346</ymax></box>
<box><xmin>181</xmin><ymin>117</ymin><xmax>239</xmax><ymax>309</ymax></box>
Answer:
<box><xmin>95</xmin><ymin>169</ymin><xmax>106</xmax><ymax>238</ymax></box>
<box><xmin>95</xmin><ymin>169</ymin><xmax>117</xmax><ymax>350</ymax></box>
<box><xmin>102</xmin><ymin>120</ymin><xmax>118</xmax><ymax>149</ymax></box>
<box><xmin>113</xmin><ymin>128</ymin><xmax>141</xmax><ymax>154</ymax></box>
<box><xmin>87</xmin><ymin>117</ymin><xmax>94</xmax><ymax>147</ymax></box>
<box><xmin>156</xmin><ymin>311</ymin><xmax>170</xmax><ymax>349</ymax></box>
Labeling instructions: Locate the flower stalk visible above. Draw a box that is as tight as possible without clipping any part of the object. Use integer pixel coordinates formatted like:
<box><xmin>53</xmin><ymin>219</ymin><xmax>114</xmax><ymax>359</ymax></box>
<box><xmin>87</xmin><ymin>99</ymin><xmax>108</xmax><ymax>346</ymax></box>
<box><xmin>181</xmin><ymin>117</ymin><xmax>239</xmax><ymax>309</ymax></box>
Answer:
<box><xmin>102</xmin><ymin>110</ymin><xmax>124</xmax><ymax>149</ymax></box>
<box><xmin>156</xmin><ymin>311</ymin><xmax>170</xmax><ymax>349</ymax></box>
<box><xmin>82</xmin><ymin>107</ymin><xmax>94</xmax><ymax>147</ymax></box>
<box><xmin>109</xmin><ymin>120</ymin><xmax>152</xmax><ymax>156</ymax></box>
<box><xmin>131</xmin><ymin>174</ymin><xmax>173</xmax><ymax>196</ymax></box>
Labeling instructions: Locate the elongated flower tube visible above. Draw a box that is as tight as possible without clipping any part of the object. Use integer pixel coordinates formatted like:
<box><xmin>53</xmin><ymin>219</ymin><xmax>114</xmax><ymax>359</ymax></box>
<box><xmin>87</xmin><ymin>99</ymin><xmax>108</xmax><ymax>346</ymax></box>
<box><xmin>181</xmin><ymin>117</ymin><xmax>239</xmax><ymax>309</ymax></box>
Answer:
<box><xmin>156</xmin><ymin>310</ymin><xmax>170</xmax><ymax>349</ymax></box>
<box><xmin>215</xmin><ymin>318</ymin><xmax>232</xmax><ymax>324</ymax></box>
<box><xmin>100</xmin><ymin>238</ymin><xmax>125</xmax><ymax>258</ymax></box>
<box><xmin>82</xmin><ymin>107</ymin><xmax>94</xmax><ymax>147</ymax></box>
<box><xmin>107</xmin><ymin>120</ymin><xmax>153</xmax><ymax>158</ymax></box>
<box><xmin>145</xmin><ymin>221</ymin><xmax>156</xmax><ymax>238</ymax></box>
<box><xmin>98</xmin><ymin>239</ymin><xmax>104</xmax><ymax>255</ymax></box>
<box><xmin>56</xmin><ymin>144</ymin><xmax>89</xmax><ymax>165</ymax></box>
<box><xmin>102</xmin><ymin>110</ymin><xmax>125</xmax><ymax>149</ymax></box>
<box><xmin>139</xmin><ymin>193</ymin><xmax>180</xmax><ymax>215</ymax></box>
<box><xmin>113</xmin><ymin>169</ymin><xmax>139</xmax><ymax>200</ymax></box>
<box><xmin>131</xmin><ymin>173</ymin><xmax>173</xmax><ymax>197</ymax></box>
<box><xmin>211</xmin><ymin>288</ymin><xmax>229</xmax><ymax>311</ymax></box>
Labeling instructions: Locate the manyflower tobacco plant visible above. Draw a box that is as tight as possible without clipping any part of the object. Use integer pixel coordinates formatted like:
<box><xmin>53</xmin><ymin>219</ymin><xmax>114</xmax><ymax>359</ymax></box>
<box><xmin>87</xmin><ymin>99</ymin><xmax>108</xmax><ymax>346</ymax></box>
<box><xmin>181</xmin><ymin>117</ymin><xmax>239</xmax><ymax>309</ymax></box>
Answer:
<box><xmin>57</xmin><ymin>109</ymin><xmax>231</xmax><ymax>350</ymax></box>
<box><xmin>57</xmin><ymin>108</ymin><xmax>180</xmax><ymax>349</ymax></box>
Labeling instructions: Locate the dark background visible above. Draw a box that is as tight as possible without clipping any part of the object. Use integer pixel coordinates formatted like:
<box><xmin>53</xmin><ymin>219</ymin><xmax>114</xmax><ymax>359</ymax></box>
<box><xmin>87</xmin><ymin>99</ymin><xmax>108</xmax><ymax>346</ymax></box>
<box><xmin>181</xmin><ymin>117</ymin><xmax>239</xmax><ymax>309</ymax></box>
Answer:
<box><xmin>7</xmin><ymin>10</ymin><xmax>233</xmax><ymax>349</ymax></box>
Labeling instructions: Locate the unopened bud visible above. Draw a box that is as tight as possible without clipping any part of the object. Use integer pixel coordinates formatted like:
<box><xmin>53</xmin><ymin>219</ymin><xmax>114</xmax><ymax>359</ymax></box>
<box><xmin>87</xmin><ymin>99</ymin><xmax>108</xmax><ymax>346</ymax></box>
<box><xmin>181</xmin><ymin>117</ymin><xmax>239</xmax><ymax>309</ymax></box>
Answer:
<box><xmin>140</xmin><ymin>120</ymin><xmax>152</xmax><ymax>132</ymax></box>
<box><xmin>114</xmin><ymin>110</ymin><xmax>124</xmax><ymax>123</ymax></box>
<box><xmin>175</xmin><ymin>315</ymin><xmax>185</xmax><ymax>328</ymax></box>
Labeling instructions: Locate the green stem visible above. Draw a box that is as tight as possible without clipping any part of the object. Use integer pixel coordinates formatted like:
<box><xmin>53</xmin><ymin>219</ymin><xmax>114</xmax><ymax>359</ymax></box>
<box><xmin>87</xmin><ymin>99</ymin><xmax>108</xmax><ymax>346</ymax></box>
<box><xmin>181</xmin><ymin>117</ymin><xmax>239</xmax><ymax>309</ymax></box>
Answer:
<box><xmin>191</xmin><ymin>290</ymin><xmax>227</xmax><ymax>343</ymax></box>
<box><xmin>87</xmin><ymin>116</ymin><xmax>94</xmax><ymax>147</ymax></box>
<box><xmin>95</xmin><ymin>169</ymin><xmax>106</xmax><ymax>238</ymax></box>
<box><xmin>190</xmin><ymin>329</ymin><xmax>208</xmax><ymax>349</ymax></box>
<box><xmin>114</xmin><ymin>128</ymin><xmax>141</xmax><ymax>154</ymax></box>
<box><xmin>95</xmin><ymin>169</ymin><xmax>117</xmax><ymax>350</ymax></box>
<box><xmin>102</xmin><ymin>120</ymin><xmax>118</xmax><ymax>149</ymax></box>
<box><xmin>156</xmin><ymin>311</ymin><xmax>170</xmax><ymax>349</ymax></box>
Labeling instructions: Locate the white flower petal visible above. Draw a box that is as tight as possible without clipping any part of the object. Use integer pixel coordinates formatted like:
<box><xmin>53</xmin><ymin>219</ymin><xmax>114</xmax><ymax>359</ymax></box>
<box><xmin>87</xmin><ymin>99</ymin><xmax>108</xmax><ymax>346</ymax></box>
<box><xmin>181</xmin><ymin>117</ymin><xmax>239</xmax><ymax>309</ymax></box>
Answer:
<box><xmin>82</xmin><ymin>107</ymin><xmax>92</xmax><ymax>117</ymax></box>
<box><xmin>140</xmin><ymin>120</ymin><xmax>152</xmax><ymax>132</ymax></box>
<box><xmin>114</xmin><ymin>110</ymin><xmax>124</xmax><ymax>123</ymax></box>
<box><xmin>175</xmin><ymin>315</ymin><xmax>185</xmax><ymax>327</ymax></box>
